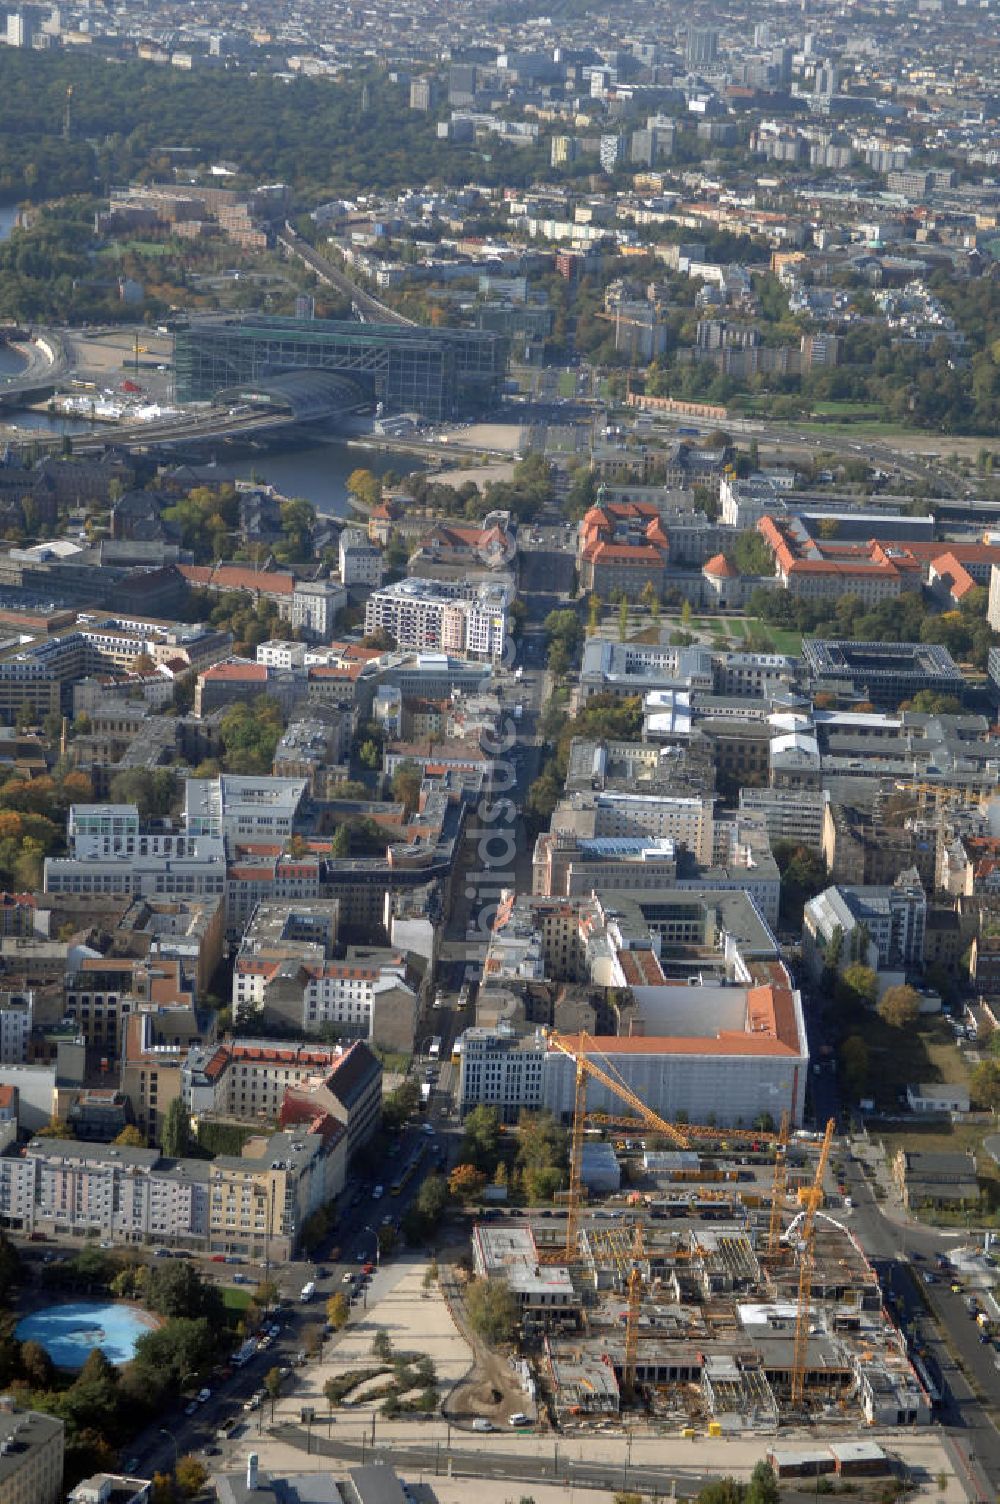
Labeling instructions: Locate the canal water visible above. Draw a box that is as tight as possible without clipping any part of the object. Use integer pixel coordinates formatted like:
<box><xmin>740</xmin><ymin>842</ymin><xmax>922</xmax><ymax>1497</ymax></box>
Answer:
<box><xmin>206</xmin><ymin>441</ymin><xmax>419</xmax><ymax>519</ymax></box>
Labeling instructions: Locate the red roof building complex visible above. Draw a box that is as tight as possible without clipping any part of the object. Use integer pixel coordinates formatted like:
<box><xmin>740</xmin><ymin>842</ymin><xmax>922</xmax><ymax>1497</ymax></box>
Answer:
<box><xmin>578</xmin><ymin>500</ymin><xmax>670</xmax><ymax>600</ymax></box>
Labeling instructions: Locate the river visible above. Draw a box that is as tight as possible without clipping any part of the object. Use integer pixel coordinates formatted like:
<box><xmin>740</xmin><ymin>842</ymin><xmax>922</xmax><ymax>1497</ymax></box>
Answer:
<box><xmin>205</xmin><ymin>439</ymin><xmax>420</xmax><ymax>519</ymax></box>
<box><xmin>0</xmin><ymin>194</ymin><xmax>418</xmax><ymax>510</ymax></box>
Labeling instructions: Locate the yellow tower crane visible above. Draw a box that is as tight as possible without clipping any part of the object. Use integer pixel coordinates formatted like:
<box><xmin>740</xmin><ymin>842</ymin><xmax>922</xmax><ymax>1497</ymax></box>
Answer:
<box><xmin>789</xmin><ymin>1117</ymin><xmax>836</xmax><ymax>1409</ymax></box>
<box><xmin>544</xmin><ymin>1029</ymin><xmax>784</xmax><ymax>1262</ymax></box>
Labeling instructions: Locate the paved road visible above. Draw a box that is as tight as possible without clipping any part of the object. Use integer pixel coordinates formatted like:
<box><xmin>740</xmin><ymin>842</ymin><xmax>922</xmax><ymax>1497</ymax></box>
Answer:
<box><xmin>269</xmin><ymin>1422</ymin><xmax>713</xmax><ymax>1497</ymax></box>
<box><xmin>840</xmin><ymin>1153</ymin><xmax>1000</xmax><ymax>1501</ymax></box>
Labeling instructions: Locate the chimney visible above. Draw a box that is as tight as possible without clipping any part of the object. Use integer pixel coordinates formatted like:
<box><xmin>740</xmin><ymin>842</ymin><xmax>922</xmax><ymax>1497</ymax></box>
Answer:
<box><xmin>247</xmin><ymin>1453</ymin><xmax>259</xmax><ymax>1491</ymax></box>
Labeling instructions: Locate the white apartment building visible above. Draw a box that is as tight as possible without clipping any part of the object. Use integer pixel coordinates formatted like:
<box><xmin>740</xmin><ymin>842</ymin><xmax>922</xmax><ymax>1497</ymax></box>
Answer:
<box><xmin>233</xmin><ymin>953</ymin><xmax>411</xmax><ymax>1036</ymax></box>
<box><xmin>459</xmin><ymin>1028</ymin><xmax>546</xmax><ymax>1121</ymax></box>
<box><xmin>0</xmin><ymin>1128</ymin><xmax>345</xmax><ymax>1260</ymax></box>
<box><xmin>44</xmin><ymin>843</ymin><xmax>226</xmax><ymax>903</ymax></box>
<box><xmin>339</xmin><ymin>527</ymin><xmax>384</xmax><ymax>588</ymax></box>
<box><xmin>184</xmin><ymin>1039</ymin><xmax>348</xmax><ymax>1117</ymax></box>
<box><xmin>256</xmin><ymin>640</ymin><xmax>307</xmax><ymax>670</ymax></box>
<box><xmin>289</xmin><ymin>579</ymin><xmax>346</xmax><ymax>641</ymax></box>
<box><xmin>364</xmin><ymin>577</ymin><xmax>509</xmax><ymax>663</ymax></box>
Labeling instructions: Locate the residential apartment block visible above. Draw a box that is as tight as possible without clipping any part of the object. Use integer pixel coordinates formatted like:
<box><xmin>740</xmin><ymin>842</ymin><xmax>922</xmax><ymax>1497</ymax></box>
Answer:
<box><xmin>364</xmin><ymin>577</ymin><xmax>509</xmax><ymax>663</ymax></box>
<box><xmin>0</xmin><ymin>1124</ymin><xmax>345</xmax><ymax>1261</ymax></box>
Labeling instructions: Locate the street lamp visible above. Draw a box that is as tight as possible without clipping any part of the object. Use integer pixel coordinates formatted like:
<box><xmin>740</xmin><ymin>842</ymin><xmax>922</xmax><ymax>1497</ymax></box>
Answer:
<box><xmin>158</xmin><ymin>1429</ymin><xmax>178</xmax><ymax>1475</ymax></box>
<box><xmin>364</xmin><ymin>1224</ymin><xmax>381</xmax><ymax>1267</ymax></box>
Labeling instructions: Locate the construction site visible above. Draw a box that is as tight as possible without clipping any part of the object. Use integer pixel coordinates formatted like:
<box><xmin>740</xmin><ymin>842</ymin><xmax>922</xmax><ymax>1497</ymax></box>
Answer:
<box><xmin>469</xmin><ymin>1033</ymin><xmax>932</xmax><ymax>1439</ymax></box>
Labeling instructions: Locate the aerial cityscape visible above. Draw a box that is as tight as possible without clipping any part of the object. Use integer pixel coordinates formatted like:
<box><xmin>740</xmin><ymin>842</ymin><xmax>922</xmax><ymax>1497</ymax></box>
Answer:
<box><xmin>0</xmin><ymin>1</ymin><xmax>998</xmax><ymax>1503</ymax></box>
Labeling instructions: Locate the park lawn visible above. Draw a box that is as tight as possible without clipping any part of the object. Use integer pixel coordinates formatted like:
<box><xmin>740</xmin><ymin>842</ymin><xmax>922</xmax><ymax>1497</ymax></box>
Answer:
<box><xmin>557</xmin><ymin>372</ymin><xmax>576</xmax><ymax>398</ymax></box>
<box><xmin>740</xmin><ymin>617</ymin><xmax>802</xmax><ymax>655</ymax></box>
<box><xmin>857</xmin><ymin>1014</ymin><xmax>970</xmax><ymax>1113</ymax></box>
<box><xmin>810</xmin><ymin>400</ymin><xmax>885</xmax><ymax>420</ymax></box>
<box><xmin>790</xmin><ymin>418</ymin><xmax>927</xmax><ymax>441</ymax></box>
<box><xmin>222</xmin><ymin>1286</ymin><xmax>253</xmax><ymax>1312</ymax></box>
<box><xmin>766</xmin><ymin>627</ymin><xmax>804</xmax><ymax>655</ymax></box>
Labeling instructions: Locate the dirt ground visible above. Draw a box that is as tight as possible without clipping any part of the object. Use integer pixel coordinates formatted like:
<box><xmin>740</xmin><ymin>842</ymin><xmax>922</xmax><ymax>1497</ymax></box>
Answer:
<box><xmin>438</xmin><ymin>1253</ymin><xmax>534</xmax><ymax>1426</ymax></box>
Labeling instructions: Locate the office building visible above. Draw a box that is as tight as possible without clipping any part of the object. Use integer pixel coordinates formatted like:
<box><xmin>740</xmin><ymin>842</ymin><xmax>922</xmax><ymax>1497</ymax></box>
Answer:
<box><xmin>686</xmin><ymin>27</ymin><xmax>719</xmax><ymax>67</ymax></box>
<box><xmin>175</xmin><ymin>316</ymin><xmax>508</xmax><ymax>422</ymax></box>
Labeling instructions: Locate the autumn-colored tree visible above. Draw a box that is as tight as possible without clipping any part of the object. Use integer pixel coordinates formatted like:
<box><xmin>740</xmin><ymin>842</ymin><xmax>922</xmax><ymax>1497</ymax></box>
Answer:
<box><xmin>447</xmin><ymin>1163</ymin><xmax>488</xmax><ymax>1203</ymax></box>
<box><xmin>346</xmin><ymin>468</ymin><xmax>382</xmax><ymax>508</ymax></box>
<box><xmin>326</xmin><ymin>1291</ymin><xmax>349</xmax><ymax>1329</ymax></box>
<box><xmin>61</xmin><ymin>771</ymin><xmax>95</xmax><ymax>803</ymax></box>
<box><xmin>113</xmin><ymin>1125</ymin><xmax>147</xmax><ymax>1148</ymax></box>
<box><xmin>175</xmin><ymin>1455</ymin><xmax>208</xmax><ymax>1497</ymax></box>
<box><xmin>876</xmin><ymin>984</ymin><xmax>921</xmax><ymax>1029</ymax></box>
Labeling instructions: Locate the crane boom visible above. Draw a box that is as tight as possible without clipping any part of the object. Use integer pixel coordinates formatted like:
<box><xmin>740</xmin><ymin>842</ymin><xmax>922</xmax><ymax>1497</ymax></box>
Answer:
<box><xmin>767</xmin><ymin>1111</ymin><xmax>791</xmax><ymax>1260</ymax></box>
<box><xmin>543</xmin><ymin>1029</ymin><xmax>786</xmax><ymax>1266</ymax></box>
<box><xmin>789</xmin><ymin>1117</ymin><xmax>835</xmax><ymax>1407</ymax></box>
<box><xmin>546</xmin><ymin>1030</ymin><xmax>690</xmax><ymax>1148</ymax></box>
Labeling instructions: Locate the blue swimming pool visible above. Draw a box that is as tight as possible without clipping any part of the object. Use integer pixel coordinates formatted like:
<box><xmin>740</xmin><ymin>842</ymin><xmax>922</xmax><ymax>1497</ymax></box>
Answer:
<box><xmin>15</xmin><ymin>1301</ymin><xmax>159</xmax><ymax>1368</ymax></box>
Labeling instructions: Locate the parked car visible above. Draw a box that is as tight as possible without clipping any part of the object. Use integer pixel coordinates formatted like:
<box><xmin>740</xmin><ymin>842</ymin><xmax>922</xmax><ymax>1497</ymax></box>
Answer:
<box><xmin>472</xmin><ymin>1417</ymin><xmax>494</xmax><ymax>1432</ymax></box>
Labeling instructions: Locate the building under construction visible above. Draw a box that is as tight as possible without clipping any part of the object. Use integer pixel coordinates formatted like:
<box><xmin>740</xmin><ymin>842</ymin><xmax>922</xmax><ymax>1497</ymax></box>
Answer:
<box><xmin>474</xmin><ymin>1193</ymin><xmax>931</xmax><ymax>1435</ymax></box>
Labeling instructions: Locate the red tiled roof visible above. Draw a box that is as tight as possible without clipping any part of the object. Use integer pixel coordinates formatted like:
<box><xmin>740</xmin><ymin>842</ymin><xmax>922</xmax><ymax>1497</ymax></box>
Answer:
<box><xmin>202</xmin><ymin>661</ymin><xmax>268</xmax><ymax>682</ymax></box>
<box><xmin>704</xmin><ymin>552</ymin><xmax>737</xmax><ymax>578</ymax></box>
<box><xmin>179</xmin><ymin>563</ymin><xmax>295</xmax><ymax>595</ymax></box>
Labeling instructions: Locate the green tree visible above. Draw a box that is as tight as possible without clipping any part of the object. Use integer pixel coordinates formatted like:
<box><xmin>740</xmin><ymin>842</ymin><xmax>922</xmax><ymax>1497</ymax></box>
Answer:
<box><xmin>391</xmin><ymin>760</ymin><xmax>423</xmax><ymax>815</ymax></box>
<box><xmin>971</xmin><ymin>1058</ymin><xmax>1000</xmax><ymax>1112</ymax></box>
<box><xmin>265</xmin><ymin>1365</ymin><xmax>283</xmax><ymax>1399</ymax></box>
<box><xmin>465</xmin><ymin>1277</ymin><xmax>518</xmax><ymax>1344</ymax></box>
<box><xmin>680</xmin><ymin>597</ymin><xmax>693</xmax><ymax>627</ymax></box>
<box><xmin>618</xmin><ymin>595</ymin><xmax>629</xmax><ymax>642</ymax></box>
<box><xmin>160</xmin><ymin>1098</ymin><xmax>191</xmax><ymax>1158</ymax></box>
<box><xmin>747</xmin><ymin>1461</ymin><xmax>779</xmax><ymax>1504</ymax></box>
<box><xmin>773</xmin><ymin>842</ymin><xmax>828</xmax><ymax>928</ymax></box>
<box><xmin>132</xmin><ymin>1316</ymin><xmax>216</xmax><ymax>1389</ymax></box>
<box><xmin>516</xmin><ymin>1111</ymin><xmax>567</xmax><ymax>1171</ymax></box>
<box><xmin>403</xmin><ymin>1172</ymin><xmax>449</xmax><ymax>1244</ymax></box>
<box><xmin>108</xmin><ymin>768</ymin><xmax>178</xmax><ymax>820</ymax></box>
<box><xmin>461</xmin><ymin>1106</ymin><xmax>501</xmax><ymax>1172</ymax></box>
<box><xmin>840</xmin><ymin>1034</ymin><xmax>871</xmax><ymax>1097</ymax></box>
<box><xmin>359</xmin><ymin>738</ymin><xmax>381</xmax><ymax>770</ymax></box>
<box><xmin>146</xmin><ymin>1261</ymin><xmax>222</xmax><ymax>1321</ymax></box>
<box><xmin>837</xmin><ymin>963</ymin><xmax>878</xmax><ymax>1008</ymax></box>
<box><xmin>219</xmin><ymin>698</ymin><xmax>285</xmax><ymax>775</ymax></box>
<box><xmin>731</xmin><ymin>529</ymin><xmax>774</xmax><ymax>577</ymax></box>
